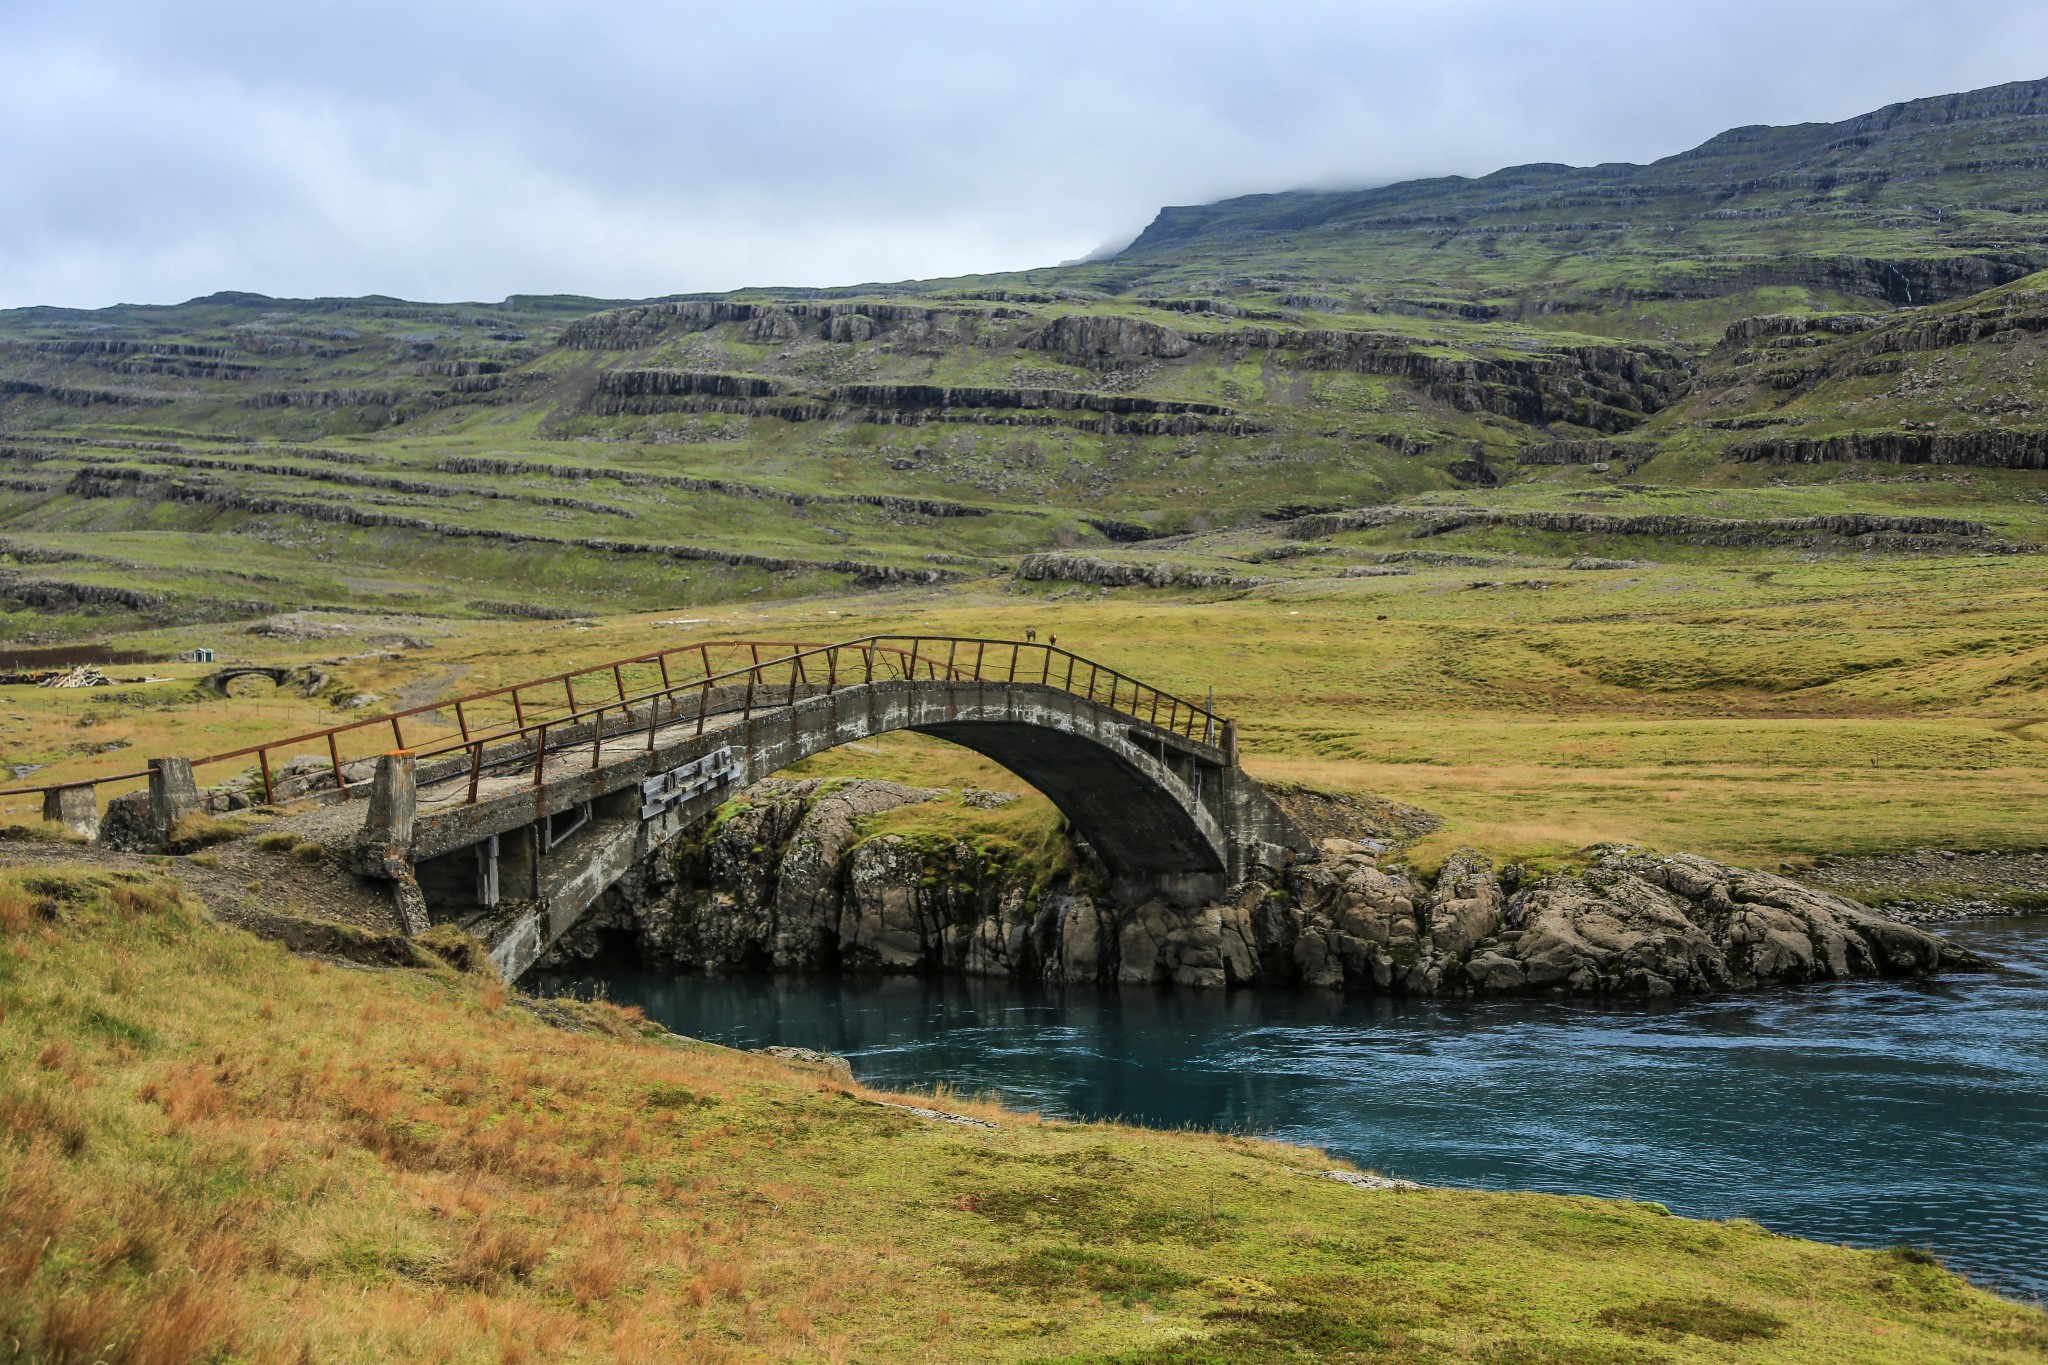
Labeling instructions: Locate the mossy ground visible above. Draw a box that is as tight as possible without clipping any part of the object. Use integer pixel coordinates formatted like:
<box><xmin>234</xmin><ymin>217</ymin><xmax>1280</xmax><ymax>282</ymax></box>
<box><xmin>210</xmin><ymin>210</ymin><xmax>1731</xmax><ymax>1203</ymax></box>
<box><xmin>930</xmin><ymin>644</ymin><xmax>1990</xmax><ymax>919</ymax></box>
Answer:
<box><xmin>3</xmin><ymin>864</ymin><xmax>2043</xmax><ymax>1363</ymax></box>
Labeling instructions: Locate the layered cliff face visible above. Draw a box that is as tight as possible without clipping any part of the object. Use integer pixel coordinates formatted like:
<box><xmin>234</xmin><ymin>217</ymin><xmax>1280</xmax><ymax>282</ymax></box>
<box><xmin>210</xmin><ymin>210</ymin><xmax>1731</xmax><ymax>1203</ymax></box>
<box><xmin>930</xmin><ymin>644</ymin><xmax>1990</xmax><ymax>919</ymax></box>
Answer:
<box><xmin>541</xmin><ymin>780</ymin><xmax>1977</xmax><ymax>996</ymax></box>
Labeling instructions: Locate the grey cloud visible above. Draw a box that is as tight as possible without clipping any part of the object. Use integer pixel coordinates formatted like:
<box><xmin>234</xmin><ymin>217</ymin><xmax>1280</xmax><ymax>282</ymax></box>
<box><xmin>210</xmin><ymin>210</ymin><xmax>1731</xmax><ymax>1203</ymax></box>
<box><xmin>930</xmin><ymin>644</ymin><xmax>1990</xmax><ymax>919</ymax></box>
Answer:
<box><xmin>5</xmin><ymin>0</ymin><xmax>2047</xmax><ymax>307</ymax></box>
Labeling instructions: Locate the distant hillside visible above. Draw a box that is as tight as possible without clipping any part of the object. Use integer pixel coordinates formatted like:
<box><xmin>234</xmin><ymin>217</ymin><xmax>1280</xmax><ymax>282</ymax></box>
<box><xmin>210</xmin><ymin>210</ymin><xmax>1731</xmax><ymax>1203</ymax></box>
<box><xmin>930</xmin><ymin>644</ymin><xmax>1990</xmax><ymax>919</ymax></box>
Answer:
<box><xmin>2</xmin><ymin>77</ymin><xmax>2047</xmax><ymax>637</ymax></box>
<box><xmin>1068</xmin><ymin>77</ymin><xmax>2048</xmax><ymax>320</ymax></box>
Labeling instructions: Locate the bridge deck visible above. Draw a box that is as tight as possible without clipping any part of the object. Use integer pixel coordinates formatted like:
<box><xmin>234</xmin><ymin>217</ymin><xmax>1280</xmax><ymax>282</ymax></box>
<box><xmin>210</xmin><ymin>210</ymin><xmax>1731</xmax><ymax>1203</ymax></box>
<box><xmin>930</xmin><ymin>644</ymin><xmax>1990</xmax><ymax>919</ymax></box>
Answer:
<box><xmin>0</xmin><ymin>635</ymin><xmax>1230</xmax><ymax>822</ymax></box>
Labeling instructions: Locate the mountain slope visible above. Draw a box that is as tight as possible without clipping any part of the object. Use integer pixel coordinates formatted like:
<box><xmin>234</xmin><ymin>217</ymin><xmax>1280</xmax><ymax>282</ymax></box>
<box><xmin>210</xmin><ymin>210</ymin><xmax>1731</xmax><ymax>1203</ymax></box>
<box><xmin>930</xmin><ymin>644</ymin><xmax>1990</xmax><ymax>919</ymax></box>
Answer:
<box><xmin>1051</xmin><ymin>77</ymin><xmax>2048</xmax><ymax>328</ymax></box>
<box><xmin>3</xmin><ymin>78</ymin><xmax>2048</xmax><ymax>635</ymax></box>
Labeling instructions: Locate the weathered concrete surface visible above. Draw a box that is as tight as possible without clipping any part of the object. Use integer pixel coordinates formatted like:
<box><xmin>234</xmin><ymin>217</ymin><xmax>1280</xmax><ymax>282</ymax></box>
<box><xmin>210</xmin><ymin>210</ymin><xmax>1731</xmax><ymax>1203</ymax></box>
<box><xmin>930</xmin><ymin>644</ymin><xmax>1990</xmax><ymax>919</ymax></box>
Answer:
<box><xmin>41</xmin><ymin>784</ymin><xmax>98</xmax><ymax>840</ymax></box>
<box><xmin>147</xmin><ymin>758</ymin><xmax>201</xmax><ymax>842</ymax></box>
<box><xmin>355</xmin><ymin>753</ymin><xmax>428</xmax><ymax>935</ymax></box>
<box><xmin>388</xmin><ymin>677</ymin><xmax>1306</xmax><ymax>979</ymax></box>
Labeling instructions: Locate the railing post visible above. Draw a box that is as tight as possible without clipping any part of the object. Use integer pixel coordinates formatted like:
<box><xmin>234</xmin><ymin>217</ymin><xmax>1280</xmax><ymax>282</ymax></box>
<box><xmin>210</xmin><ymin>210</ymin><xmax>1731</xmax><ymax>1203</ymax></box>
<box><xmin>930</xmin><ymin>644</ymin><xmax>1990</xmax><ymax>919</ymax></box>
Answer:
<box><xmin>534</xmin><ymin>724</ymin><xmax>548</xmax><ymax>786</ymax></box>
<box><xmin>327</xmin><ymin>733</ymin><xmax>344</xmax><ymax>790</ymax></box>
<box><xmin>658</xmin><ymin>654</ymin><xmax>672</xmax><ymax>693</ymax></box>
<box><xmin>591</xmin><ymin>707</ymin><xmax>604</xmax><ymax>768</ymax></box>
<box><xmin>696</xmin><ymin>681</ymin><xmax>710</xmax><ymax>736</ymax></box>
<box><xmin>864</xmin><ymin>645</ymin><xmax>874</xmax><ymax>685</ymax></box>
<box><xmin>455</xmin><ymin>702</ymin><xmax>470</xmax><ymax>742</ymax></box>
<box><xmin>564</xmin><ymin>676</ymin><xmax>578</xmax><ymax>716</ymax></box>
<box><xmin>41</xmin><ymin>784</ymin><xmax>98</xmax><ymax>840</ymax></box>
<box><xmin>257</xmin><ymin>748</ymin><xmax>275</xmax><ymax>805</ymax></box>
<box><xmin>826</xmin><ymin>648</ymin><xmax>838</xmax><ymax>694</ymax></box>
<box><xmin>1039</xmin><ymin>648</ymin><xmax>1049</xmax><ymax>686</ymax></box>
<box><xmin>613</xmin><ymin>663</ymin><xmax>627</xmax><ymax>702</ymax></box>
<box><xmin>358</xmin><ymin>751</ymin><xmax>417</xmax><ymax>866</ymax></box>
<box><xmin>467</xmin><ymin>742</ymin><xmax>483</xmax><ymax>804</ymax></box>
<box><xmin>390</xmin><ymin>715</ymin><xmax>404</xmax><ymax>750</ymax></box>
<box><xmin>146</xmin><ymin>758</ymin><xmax>201</xmax><ymax>846</ymax></box>
<box><xmin>511</xmin><ymin>689</ymin><xmax>525</xmax><ymax>728</ymax></box>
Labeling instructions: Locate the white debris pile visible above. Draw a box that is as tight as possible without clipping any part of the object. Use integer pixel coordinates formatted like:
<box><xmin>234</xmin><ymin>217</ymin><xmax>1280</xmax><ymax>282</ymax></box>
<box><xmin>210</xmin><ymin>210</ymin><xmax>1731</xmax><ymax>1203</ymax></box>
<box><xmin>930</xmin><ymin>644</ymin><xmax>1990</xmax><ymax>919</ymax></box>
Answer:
<box><xmin>38</xmin><ymin>666</ymin><xmax>112</xmax><ymax>688</ymax></box>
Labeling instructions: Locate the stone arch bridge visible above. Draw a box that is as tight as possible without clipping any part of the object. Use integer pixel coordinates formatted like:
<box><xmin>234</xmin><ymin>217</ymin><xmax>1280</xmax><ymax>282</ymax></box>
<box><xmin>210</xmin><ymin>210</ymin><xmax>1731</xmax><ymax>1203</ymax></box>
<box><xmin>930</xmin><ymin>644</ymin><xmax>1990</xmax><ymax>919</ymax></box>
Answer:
<box><xmin>33</xmin><ymin>637</ymin><xmax>1308</xmax><ymax>979</ymax></box>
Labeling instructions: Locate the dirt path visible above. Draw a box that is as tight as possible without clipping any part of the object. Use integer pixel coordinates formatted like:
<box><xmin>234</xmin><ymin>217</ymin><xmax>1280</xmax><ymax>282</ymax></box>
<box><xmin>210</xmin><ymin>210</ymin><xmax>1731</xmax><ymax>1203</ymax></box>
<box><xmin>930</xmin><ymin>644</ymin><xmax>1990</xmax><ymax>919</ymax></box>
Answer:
<box><xmin>3</xmin><ymin>822</ymin><xmax>404</xmax><ymax>936</ymax></box>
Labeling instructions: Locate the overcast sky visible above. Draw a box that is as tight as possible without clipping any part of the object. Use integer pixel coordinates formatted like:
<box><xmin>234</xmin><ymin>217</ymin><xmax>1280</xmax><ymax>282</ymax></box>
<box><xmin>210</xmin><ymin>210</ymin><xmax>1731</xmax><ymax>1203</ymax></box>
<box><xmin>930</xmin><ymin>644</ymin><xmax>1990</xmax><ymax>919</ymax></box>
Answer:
<box><xmin>6</xmin><ymin>0</ymin><xmax>2047</xmax><ymax>310</ymax></box>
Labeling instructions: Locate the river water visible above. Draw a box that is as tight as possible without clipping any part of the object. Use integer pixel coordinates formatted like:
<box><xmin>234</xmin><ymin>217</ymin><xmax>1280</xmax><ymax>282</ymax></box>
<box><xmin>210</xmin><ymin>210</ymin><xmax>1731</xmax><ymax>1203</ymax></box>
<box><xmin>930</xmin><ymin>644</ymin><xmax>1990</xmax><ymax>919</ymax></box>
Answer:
<box><xmin>534</xmin><ymin>915</ymin><xmax>2048</xmax><ymax>1300</ymax></box>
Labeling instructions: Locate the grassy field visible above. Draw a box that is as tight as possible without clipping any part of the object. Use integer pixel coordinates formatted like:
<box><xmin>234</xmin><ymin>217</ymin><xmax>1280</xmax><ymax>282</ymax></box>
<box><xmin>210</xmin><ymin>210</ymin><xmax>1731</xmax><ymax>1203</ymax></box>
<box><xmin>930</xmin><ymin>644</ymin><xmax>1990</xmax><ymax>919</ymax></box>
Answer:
<box><xmin>3</xmin><ymin>865</ymin><xmax>2042</xmax><ymax>1363</ymax></box>
<box><xmin>4</xmin><ymin>540</ymin><xmax>2043</xmax><ymax>872</ymax></box>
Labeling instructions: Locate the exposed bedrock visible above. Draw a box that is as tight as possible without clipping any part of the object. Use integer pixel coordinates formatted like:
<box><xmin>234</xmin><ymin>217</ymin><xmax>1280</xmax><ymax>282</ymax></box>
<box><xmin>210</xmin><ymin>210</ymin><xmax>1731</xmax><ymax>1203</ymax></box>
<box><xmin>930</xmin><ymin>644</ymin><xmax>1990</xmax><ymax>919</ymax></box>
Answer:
<box><xmin>1023</xmin><ymin>315</ymin><xmax>1193</xmax><ymax>360</ymax></box>
<box><xmin>1282</xmin><ymin>502</ymin><xmax>2008</xmax><ymax>550</ymax></box>
<box><xmin>1726</xmin><ymin>427</ymin><xmax>2048</xmax><ymax>471</ymax></box>
<box><xmin>1015</xmin><ymin>553</ymin><xmax>1271</xmax><ymax>590</ymax></box>
<box><xmin>541</xmin><ymin>780</ymin><xmax>1981</xmax><ymax>996</ymax></box>
<box><xmin>1186</xmin><ymin>328</ymin><xmax>1687</xmax><ymax>431</ymax></box>
<box><xmin>556</xmin><ymin>299</ymin><xmax>1030</xmax><ymax>350</ymax></box>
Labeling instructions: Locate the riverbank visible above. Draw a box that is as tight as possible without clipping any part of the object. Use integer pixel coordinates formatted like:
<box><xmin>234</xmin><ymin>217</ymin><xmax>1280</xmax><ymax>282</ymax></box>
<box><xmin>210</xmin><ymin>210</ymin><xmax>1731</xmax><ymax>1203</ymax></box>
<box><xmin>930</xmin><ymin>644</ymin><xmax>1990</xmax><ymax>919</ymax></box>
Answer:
<box><xmin>1794</xmin><ymin>849</ymin><xmax>2048</xmax><ymax>924</ymax></box>
<box><xmin>542</xmin><ymin>913</ymin><xmax>2048</xmax><ymax>1304</ymax></box>
<box><xmin>5</xmin><ymin>861</ymin><xmax>2045</xmax><ymax>1362</ymax></box>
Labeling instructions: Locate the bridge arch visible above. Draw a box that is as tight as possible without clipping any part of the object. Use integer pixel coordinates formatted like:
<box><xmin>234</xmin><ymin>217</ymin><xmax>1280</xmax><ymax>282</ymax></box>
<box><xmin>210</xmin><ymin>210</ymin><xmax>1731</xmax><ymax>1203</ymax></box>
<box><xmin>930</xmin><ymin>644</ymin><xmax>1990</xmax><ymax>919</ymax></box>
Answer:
<box><xmin>337</xmin><ymin>639</ymin><xmax>1302</xmax><ymax>979</ymax></box>
<box><xmin>201</xmin><ymin>666</ymin><xmax>294</xmax><ymax>697</ymax></box>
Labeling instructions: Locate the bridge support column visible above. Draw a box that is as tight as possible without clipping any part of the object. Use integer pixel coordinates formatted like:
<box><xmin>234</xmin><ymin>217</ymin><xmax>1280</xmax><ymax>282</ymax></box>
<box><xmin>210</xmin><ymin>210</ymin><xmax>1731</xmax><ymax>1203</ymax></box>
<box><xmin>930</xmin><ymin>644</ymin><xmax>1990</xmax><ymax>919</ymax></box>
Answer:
<box><xmin>354</xmin><ymin>752</ymin><xmax>429</xmax><ymax>936</ymax></box>
<box><xmin>41</xmin><ymin>783</ymin><xmax>98</xmax><ymax>840</ymax></box>
<box><xmin>146</xmin><ymin>758</ymin><xmax>200</xmax><ymax>845</ymax></box>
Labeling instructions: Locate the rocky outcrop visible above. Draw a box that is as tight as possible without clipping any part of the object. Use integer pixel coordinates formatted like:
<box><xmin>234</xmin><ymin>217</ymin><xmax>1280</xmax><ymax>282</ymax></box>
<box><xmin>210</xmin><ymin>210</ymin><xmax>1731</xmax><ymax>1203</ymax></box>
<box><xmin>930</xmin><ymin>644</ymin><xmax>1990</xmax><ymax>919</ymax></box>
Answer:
<box><xmin>0</xmin><ymin>570</ymin><xmax>273</xmax><ymax>622</ymax></box>
<box><xmin>1515</xmin><ymin>439</ymin><xmax>1651</xmax><ymax>467</ymax></box>
<box><xmin>63</xmin><ymin>469</ymin><xmax>954</xmax><ymax>585</ymax></box>
<box><xmin>594</xmin><ymin>370</ymin><xmax>784</xmax><ymax>401</ymax></box>
<box><xmin>16</xmin><ymin>449</ymin><xmax>633</xmax><ymax>518</ymax></box>
<box><xmin>1024</xmin><ymin>315</ymin><xmax>1192</xmax><ymax>360</ymax></box>
<box><xmin>1186</xmin><ymin>328</ymin><xmax>1687</xmax><ymax>433</ymax></box>
<box><xmin>1721</xmin><ymin>313</ymin><xmax>1882</xmax><ymax>344</ymax></box>
<box><xmin>1015</xmin><ymin>554</ymin><xmax>1271</xmax><ymax>590</ymax></box>
<box><xmin>1670</xmin><ymin>253</ymin><xmax>2035</xmax><ymax>308</ymax></box>
<box><xmin>432</xmin><ymin>455</ymin><xmax>985</xmax><ymax>518</ymax></box>
<box><xmin>544</xmin><ymin>781</ymin><xmax>1978</xmax><ymax>998</ymax></box>
<box><xmin>557</xmin><ymin>300</ymin><xmax>1029</xmax><ymax>350</ymax></box>
<box><xmin>826</xmin><ymin>384</ymin><xmax>1230</xmax><ymax>417</ymax></box>
<box><xmin>1473</xmin><ymin>850</ymin><xmax>1969</xmax><ymax>994</ymax></box>
<box><xmin>1283</xmin><ymin>502</ymin><xmax>2009</xmax><ymax>550</ymax></box>
<box><xmin>578</xmin><ymin>382</ymin><xmax>1256</xmax><ymax>436</ymax></box>
<box><xmin>1725</xmin><ymin>427</ymin><xmax>2048</xmax><ymax>471</ymax></box>
<box><xmin>244</xmin><ymin>388</ymin><xmax>397</xmax><ymax>410</ymax></box>
<box><xmin>0</xmin><ymin>379</ymin><xmax>175</xmax><ymax>407</ymax></box>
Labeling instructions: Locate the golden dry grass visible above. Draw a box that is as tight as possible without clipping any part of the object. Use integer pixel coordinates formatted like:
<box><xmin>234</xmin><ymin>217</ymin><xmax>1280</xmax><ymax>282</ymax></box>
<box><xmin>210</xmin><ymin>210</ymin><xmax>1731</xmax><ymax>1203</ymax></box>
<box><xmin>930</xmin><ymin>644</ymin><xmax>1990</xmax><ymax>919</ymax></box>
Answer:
<box><xmin>2</xmin><ymin>864</ymin><xmax>2043</xmax><ymax>1363</ymax></box>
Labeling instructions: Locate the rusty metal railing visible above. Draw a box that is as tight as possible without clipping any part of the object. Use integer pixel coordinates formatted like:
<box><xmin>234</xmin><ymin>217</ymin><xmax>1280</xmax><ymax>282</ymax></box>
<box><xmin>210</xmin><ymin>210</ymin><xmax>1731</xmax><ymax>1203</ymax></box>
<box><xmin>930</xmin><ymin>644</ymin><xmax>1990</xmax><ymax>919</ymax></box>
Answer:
<box><xmin>0</xmin><ymin>636</ymin><xmax>1225</xmax><ymax>814</ymax></box>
